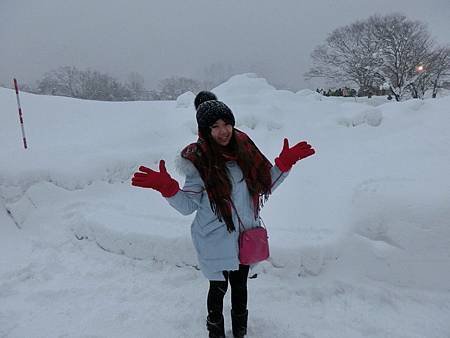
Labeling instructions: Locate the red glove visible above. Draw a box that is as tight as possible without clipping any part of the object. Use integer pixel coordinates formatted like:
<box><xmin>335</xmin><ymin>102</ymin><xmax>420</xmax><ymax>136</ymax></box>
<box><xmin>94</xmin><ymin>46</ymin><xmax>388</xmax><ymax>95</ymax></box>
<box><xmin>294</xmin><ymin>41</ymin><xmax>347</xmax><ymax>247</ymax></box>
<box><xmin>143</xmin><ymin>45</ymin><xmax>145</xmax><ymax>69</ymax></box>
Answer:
<box><xmin>131</xmin><ymin>160</ymin><xmax>180</xmax><ymax>197</ymax></box>
<box><xmin>275</xmin><ymin>138</ymin><xmax>315</xmax><ymax>172</ymax></box>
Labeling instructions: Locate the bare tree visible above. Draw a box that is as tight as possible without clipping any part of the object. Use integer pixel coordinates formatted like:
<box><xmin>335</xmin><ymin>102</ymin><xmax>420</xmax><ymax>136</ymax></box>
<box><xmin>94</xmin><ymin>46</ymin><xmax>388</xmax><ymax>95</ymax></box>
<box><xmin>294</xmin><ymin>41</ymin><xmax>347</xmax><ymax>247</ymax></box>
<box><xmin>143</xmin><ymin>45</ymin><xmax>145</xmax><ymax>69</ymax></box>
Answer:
<box><xmin>36</xmin><ymin>66</ymin><xmax>133</xmax><ymax>101</ymax></box>
<box><xmin>369</xmin><ymin>14</ymin><xmax>434</xmax><ymax>101</ymax></box>
<box><xmin>305</xmin><ymin>14</ymin><xmax>443</xmax><ymax>101</ymax></box>
<box><xmin>78</xmin><ymin>70</ymin><xmax>132</xmax><ymax>101</ymax></box>
<box><xmin>305</xmin><ymin>19</ymin><xmax>385</xmax><ymax>93</ymax></box>
<box><xmin>429</xmin><ymin>46</ymin><xmax>450</xmax><ymax>98</ymax></box>
<box><xmin>37</xmin><ymin>66</ymin><xmax>83</xmax><ymax>97</ymax></box>
<box><xmin>407</xmin><ymin>47</ymin><xmax>448</xmax><ymax>99</ymax></box>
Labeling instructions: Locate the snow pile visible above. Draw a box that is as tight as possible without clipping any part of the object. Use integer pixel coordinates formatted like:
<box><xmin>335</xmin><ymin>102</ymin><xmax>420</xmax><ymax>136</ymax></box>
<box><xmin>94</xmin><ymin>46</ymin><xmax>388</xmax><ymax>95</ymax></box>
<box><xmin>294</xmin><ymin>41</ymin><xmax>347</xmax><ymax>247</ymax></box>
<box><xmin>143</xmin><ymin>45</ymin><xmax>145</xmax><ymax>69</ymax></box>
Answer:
<box><xmin>1</xmin><ymin>74</ymin><xmax>450</xmax><ymax>337</ymax></box>
<box><xmin>176</xmin><ymin>91</ymin><xmax>195</xmax><ymax>108</ymax></box>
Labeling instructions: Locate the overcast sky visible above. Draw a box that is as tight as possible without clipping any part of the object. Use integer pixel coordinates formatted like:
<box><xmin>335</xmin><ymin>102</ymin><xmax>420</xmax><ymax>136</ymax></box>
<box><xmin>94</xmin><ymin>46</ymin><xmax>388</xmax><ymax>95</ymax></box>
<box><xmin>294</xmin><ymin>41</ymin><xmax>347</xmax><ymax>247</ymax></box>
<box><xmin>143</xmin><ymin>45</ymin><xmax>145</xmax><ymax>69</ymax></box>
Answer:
<box><xmin>1</xmin><ymin>0</ymin><xmax>449</xmax><ymax>91</ymax></box>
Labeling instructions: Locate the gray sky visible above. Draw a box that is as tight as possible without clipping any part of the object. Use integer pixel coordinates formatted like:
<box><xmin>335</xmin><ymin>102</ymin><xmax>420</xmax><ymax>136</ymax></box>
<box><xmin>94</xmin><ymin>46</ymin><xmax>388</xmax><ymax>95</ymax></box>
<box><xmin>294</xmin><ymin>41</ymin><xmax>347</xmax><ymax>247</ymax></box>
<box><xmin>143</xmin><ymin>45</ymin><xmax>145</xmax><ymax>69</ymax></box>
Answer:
<box><xmin>1</xmin><ymin>0</ymin><xmax>449</xmax><ymax>91</ymax></box>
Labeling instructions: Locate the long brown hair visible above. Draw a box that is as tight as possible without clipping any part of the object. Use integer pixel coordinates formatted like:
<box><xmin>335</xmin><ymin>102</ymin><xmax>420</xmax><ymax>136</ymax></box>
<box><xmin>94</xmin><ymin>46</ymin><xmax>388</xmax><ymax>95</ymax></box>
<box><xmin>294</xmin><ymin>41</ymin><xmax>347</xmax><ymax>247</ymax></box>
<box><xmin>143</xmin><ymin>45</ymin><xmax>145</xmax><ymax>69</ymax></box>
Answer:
<box><xmin>193</xmin><ymin>127</ymin><xmax>272</xmax><ymax>232</ymax></box>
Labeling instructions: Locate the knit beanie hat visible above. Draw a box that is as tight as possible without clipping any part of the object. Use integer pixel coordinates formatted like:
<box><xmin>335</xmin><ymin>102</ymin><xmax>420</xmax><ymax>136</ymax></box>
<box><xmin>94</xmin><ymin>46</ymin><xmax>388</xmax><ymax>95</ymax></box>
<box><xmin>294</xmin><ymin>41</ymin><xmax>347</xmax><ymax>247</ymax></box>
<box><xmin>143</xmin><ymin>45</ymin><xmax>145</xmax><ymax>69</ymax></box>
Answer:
<box><xmin>196</xmin><ymin>100</ymin><xmax>235</xmax><ymax>128</ymax></box>
<box><xmin>194</xmin><ymin>91</ymin><xmax>217</xmax><ymax>110</ymax></box>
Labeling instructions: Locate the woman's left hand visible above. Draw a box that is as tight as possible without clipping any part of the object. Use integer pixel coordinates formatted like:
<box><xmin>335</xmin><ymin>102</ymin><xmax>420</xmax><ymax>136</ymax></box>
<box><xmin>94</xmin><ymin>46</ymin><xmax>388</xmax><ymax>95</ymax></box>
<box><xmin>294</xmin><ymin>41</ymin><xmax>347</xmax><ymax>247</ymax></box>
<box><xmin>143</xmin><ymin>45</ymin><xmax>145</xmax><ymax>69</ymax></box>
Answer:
<box><xmin>275</xmin><ymin>138</ymin><xmax>315</xmax><ymax>172</ymax></box>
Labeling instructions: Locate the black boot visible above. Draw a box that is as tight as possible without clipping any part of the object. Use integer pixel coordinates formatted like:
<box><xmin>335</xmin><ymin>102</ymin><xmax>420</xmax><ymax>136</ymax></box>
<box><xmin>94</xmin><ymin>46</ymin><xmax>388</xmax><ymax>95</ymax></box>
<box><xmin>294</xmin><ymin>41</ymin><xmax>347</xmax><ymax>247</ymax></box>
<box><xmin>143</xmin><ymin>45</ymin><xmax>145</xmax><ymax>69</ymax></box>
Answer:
<box><xmin>206</xmin><ymin>314</ymin><xmax>225</xmax><ymax>338</ymax></box>
<box><xmin>231</xmin><ymin>309</ymin><xmax>248</xmax><ymax>338</ymax></box>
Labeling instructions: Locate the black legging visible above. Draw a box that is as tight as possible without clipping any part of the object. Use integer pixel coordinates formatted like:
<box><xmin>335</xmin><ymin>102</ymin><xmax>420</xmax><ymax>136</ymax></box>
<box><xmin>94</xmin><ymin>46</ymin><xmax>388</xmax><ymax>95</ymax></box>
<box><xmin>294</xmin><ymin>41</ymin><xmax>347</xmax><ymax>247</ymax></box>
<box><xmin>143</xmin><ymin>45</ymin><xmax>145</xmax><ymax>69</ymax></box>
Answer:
<box><xmin>207</xmin><ymin>264</ymin><xmax>250</xmax><ymax>321</ymax></box>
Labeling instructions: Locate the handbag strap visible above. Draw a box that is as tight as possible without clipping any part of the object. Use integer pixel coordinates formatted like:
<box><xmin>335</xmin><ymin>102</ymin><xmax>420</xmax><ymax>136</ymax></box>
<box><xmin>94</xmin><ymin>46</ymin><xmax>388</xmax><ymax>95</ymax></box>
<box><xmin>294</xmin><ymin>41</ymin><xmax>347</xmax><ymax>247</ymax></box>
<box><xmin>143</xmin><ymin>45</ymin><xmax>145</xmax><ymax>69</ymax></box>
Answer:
<box><xmin>229</xmin><ymin>200</ymin><xmax>265</xmax><ymax>233</ymax></box>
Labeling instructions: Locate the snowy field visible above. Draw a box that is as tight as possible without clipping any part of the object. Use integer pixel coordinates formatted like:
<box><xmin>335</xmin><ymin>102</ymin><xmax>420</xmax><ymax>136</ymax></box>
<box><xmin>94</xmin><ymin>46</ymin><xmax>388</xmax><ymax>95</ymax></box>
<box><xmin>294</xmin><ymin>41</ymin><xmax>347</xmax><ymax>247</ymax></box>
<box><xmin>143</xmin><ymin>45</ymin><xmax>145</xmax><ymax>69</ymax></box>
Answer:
<box><xmin>1</xmin><ymin>74</ymin><xmax>450</xmax><ymax>337</ymax></box>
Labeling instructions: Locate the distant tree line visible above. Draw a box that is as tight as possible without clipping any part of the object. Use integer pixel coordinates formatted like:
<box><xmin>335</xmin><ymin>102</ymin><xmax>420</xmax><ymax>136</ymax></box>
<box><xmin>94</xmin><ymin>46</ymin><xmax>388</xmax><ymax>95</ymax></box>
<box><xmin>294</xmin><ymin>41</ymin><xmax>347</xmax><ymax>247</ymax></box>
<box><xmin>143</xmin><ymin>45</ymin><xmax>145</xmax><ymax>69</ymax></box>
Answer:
<box><xmin>8</xmin><ymin>62</ymin><xmax>236</xmax><ymax>102</ymax></box>
<box><xmin>33</xmin><ymin>67</ymin><xmax>136</xmax><ymax>101</ymax></box>
<box><xmin>23</xmin><ymin>66</ymin><xmax>202</xmax><ymax>101</ymax></box>
<box><xmin>305</xmin><ymin>13</ymin><xmax>450</xmax><ymax>101</ymax></box>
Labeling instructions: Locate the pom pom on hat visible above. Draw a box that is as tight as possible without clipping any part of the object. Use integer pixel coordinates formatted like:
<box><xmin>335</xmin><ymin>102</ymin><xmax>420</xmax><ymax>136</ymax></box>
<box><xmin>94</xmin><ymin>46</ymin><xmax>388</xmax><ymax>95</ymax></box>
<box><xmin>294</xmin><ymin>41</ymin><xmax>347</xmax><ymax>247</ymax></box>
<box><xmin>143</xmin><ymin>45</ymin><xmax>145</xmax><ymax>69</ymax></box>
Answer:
<box><xmin>194</xmin><ymin>91</ymin><xmax>217</xmax><ymax>110</ymax></box>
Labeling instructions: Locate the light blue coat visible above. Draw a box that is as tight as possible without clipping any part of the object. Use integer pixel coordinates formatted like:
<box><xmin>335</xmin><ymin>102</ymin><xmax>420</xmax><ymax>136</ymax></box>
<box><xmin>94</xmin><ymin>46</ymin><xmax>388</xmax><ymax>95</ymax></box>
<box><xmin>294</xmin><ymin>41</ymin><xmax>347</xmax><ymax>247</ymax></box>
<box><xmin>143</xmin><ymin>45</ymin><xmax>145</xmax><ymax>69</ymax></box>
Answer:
<box><xmin>166</xmin><ymin>157</ymin><xmax>288</xmax><ymax>281</ymax></box>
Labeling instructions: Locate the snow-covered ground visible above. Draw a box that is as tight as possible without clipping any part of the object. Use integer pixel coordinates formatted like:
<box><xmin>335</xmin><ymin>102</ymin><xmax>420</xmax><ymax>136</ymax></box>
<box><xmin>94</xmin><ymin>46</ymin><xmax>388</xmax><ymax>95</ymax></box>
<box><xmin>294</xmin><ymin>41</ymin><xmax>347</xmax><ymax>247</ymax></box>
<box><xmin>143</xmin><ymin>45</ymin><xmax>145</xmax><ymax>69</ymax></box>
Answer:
<box><xmin>1</xmin><ymin>74</ymin><xmax>450</xmax><ymax>337</ymax></box>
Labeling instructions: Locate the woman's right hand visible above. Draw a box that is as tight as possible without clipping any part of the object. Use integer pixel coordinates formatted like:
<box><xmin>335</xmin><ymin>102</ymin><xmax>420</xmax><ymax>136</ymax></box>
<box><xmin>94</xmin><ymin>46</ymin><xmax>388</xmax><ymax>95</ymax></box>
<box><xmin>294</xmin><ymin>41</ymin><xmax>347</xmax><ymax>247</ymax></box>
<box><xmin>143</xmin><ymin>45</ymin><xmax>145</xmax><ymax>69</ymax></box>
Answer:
<box><xmin>131</xmin><ymin>160</ymin><xmax>179</xmax><ymax>197</ymax></box>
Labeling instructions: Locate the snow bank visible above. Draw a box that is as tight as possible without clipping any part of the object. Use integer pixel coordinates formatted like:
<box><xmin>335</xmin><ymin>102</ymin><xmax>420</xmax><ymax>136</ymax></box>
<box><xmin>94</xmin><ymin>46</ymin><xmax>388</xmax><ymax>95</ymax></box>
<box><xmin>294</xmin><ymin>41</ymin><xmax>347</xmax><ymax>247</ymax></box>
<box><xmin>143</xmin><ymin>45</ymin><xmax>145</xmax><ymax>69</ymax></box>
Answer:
<box><xmin>1</xmin><ymin>75</ymin><xmax>450</xmax><ymax>337</ymax></box>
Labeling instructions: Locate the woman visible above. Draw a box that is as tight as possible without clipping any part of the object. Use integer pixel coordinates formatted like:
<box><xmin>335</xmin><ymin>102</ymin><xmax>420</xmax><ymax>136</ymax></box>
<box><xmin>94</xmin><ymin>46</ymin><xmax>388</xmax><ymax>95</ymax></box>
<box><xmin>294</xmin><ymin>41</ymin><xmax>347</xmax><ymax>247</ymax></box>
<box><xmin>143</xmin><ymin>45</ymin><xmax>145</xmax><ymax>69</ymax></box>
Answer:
<box><xmin>131</xmin><ymin>91</ymin><xmax>315</xmax><ymax>338</ymax></box>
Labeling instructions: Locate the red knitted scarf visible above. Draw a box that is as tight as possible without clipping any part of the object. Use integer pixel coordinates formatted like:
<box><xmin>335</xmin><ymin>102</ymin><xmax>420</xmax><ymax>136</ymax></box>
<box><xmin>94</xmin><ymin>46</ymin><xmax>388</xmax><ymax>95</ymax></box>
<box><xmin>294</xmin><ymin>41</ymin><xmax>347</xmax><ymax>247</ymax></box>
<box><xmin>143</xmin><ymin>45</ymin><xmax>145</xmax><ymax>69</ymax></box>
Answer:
<box><xmin>181</xmin><ymin>129</ymin><xmax>272</xmax><ymax>232</ymax></box>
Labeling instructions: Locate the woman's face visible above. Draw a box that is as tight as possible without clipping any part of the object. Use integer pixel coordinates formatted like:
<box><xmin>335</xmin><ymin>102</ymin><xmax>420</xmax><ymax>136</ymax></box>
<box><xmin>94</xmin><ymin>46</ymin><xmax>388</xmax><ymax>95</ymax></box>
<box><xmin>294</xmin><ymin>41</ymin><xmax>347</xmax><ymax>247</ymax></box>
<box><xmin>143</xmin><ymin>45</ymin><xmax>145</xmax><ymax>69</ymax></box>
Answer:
<box><xmin>210</xmin><ymin>119</ymin><xmax>233</xmax><ymax>146</ymax></box>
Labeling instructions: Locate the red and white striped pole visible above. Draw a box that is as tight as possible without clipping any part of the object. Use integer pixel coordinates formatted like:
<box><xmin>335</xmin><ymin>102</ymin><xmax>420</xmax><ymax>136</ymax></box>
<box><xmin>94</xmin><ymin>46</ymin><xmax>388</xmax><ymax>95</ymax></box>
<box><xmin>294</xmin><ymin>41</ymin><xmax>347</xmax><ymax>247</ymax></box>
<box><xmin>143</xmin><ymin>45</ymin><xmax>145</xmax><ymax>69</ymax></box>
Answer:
<box><xmin>13</xmin><ymin>78</ymin><xmax>28</xmax><ymax>149</ymax></box>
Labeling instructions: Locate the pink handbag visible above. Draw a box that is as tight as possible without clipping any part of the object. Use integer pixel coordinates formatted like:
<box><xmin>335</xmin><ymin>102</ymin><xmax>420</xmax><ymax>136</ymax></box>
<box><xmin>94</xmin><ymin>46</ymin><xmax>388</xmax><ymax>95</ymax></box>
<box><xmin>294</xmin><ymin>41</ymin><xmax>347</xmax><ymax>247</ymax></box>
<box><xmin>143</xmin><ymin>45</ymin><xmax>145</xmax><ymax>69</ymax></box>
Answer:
<box><xmin>231</xmin><ymin>201</ymin><xmax>270</xmax><ymax>265</ymax></box>
<box><xmin>238</xmin><ymin>225</ymin><xmax>270</xmax><ymax>265</ymax></box>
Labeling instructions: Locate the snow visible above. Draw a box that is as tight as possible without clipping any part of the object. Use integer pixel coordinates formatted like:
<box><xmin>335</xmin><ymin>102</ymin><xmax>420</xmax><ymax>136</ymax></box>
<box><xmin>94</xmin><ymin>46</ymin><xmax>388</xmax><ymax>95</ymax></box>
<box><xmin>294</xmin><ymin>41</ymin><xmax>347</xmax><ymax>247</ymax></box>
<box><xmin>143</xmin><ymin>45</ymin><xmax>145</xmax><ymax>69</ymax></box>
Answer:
<box><xmin>1</xmin><ymin>73</ymin><xmax>450</xmax><ymax>337</ymax></box>
<box><xmin>176</xmin><ymin>91</ymin><xmax>195</xmax><ymax>108</ymax></box>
